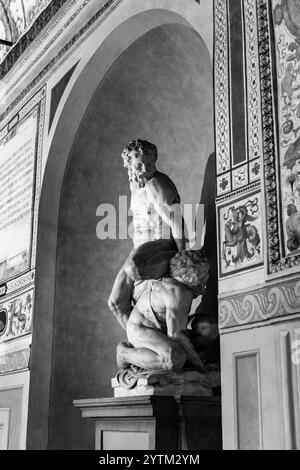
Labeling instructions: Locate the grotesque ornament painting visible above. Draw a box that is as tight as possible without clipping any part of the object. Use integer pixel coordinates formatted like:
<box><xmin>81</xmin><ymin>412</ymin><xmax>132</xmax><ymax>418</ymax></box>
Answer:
<box><xmin>223</xmin><ymin>201</ymin><xmax>261</xmax><ymax>266</ymax></box>
<box><xmin>219</xmin><ymin>193</ymin><xmax>263</xmax><ymax>276</ymax></box>
<box><xmin>273</xmin><ymin>0</ymin><xmax>300</xmax><ymax>255</ymax></box>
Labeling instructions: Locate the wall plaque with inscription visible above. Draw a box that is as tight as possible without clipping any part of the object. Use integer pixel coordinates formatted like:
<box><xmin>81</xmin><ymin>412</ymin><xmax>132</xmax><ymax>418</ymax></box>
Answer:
<box><xmin>0</xmin><ymin>108</ymin><xmax>39</xmax><ymax>284</ymax></box>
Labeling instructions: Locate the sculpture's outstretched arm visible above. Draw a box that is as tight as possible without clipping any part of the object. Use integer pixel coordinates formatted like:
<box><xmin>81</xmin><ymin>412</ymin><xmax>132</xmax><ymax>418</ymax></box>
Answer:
<box><xmin>107</xmin><ymin>297</ymin><xmax>130</xmax><ymax>331</ymax></box>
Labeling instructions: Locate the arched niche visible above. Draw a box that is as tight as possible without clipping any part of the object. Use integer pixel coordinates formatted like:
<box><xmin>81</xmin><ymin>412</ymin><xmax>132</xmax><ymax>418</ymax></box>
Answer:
<box><xmin>27</xmin><ymin>6</ymin><xmax>215</xmax><ymax>450</ymax></box>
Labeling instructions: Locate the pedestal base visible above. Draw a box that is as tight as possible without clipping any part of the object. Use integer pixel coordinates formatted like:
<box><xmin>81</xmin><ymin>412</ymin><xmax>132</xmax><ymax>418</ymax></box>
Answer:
<box><xmin>74</xmin><ymin>395</ymin><xmax>222</xmax><ymax>450</ymax></box>
<box><xmin>112</xmin><ymin>369</ymin><xmax>221</xmax><ymax>397</ymax></box>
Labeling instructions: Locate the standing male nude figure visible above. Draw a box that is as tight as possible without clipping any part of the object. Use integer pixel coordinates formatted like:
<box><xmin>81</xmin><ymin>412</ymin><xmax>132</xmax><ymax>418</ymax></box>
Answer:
<box><xmin>108</xmin><ymin>140</ymin><xmax>186</xmax><ymax>330</ymax></box>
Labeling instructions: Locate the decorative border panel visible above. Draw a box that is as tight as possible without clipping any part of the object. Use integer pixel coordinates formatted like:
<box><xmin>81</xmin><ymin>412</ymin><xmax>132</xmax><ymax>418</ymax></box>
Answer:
<box><xmin>232</xmin><ymin>164</ymin><xmax>248</xmax><ymax>190</ymax></box>
<box><xmin>215</xmin><ymin>0</ymin><xmax>231</xmax><ymax>175</ymax></box>
<box><xmin>0</xmin><ymin>1</ymin><xmax>53</xmax><ymax>65</ymax></box>
<box><xmin>217</xmin><ymin>0</ymin><xmax>300</xmax><ymax>276</ymax></box>
<box><xmin>0</xmin><ymin>348</ymin><xmax>30</xmax><ymax>374</ymax></box>
<box><xmin>258</xmin><ymin>0</ymin><xmax>300</xmax><ymax>275</ymax></box>
<box><xmin>215</xmin><ymin>0</ymin><xmax>263</xmax><ymax>198</ymax></box>
<box><xmin>0</xmin><ymin>0</ymin><xmax>123</xmax><ymax>124</ymax></box>
<box><xmin>268</xmin><ymin>0</ymin><xmax>300</xmax><ymax>275</ymax></box>
<box><xmin>219</xmin><ymin>277</ymin><xmax>300</xmax><ymax>329</ymax></box>
<box><xmin>0</xmin><ymin>288</ymin><xmax>34</xmax><ymax>342</ymax></box>
<box><xmin>0</xmin><ymin>88</ymin><xmax>45</xmax><ymax>294</ymax></box>
<box><xmin>244</xmin><ymin>0</ymin><xmax>263</xmax><ymax>163</ymax></box>
<box><xmin>0</xmin><ymin>0</ymin><xmax>68</xmax><ymax>78</ymax></box>
<box><xmin>249</xmin><ymin>158</ymin><xmax>262</xmax><ymax>183</ymax></box>
<box><xmin>217</xmin><ymin>172</ymin><xmax>231</xmax><ymax>196</ymax></box>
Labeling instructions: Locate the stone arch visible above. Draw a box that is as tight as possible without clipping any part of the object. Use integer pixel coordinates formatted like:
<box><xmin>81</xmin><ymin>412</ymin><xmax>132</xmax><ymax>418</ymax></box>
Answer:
<box><xmin>27</xmin><ymin>1</ymin><xmax>215</xmax><ymax>450</ymax></box>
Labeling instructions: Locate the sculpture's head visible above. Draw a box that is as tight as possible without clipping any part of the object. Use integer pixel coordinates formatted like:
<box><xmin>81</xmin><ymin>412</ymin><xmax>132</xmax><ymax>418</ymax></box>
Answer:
<box><xmin>122</xmin><ymin>139</ymin><xmax>158</xmax><ymax>188</ymax></box>
<box><xmin>169</xmin><ymin>249</ymin><xmax>209</xmax><ymax>298</ymax></box>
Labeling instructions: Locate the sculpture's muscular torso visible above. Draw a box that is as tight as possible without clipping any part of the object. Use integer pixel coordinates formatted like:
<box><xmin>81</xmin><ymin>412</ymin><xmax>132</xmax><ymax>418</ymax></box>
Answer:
<box><xmin>108</xmin><ymin>140</ymin><xmax>185</xmax><ymax>330</ymax></box>
<box><xmin>130</xmin><ymin>172</ymin><xmax>181</xmax><ymax>248</ymax></box>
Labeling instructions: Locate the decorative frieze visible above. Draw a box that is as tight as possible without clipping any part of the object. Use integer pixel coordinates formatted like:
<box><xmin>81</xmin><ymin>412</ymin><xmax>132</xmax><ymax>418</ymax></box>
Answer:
<box><xmin>0</xmin><ymin>348</ymin><xmax>30</xmax><ymax>374</ymax></box>
<box><xmin>215</xmin><ymin>0</ymin><xmax>262</xmax><ymax>198</ymax></box>
<box><xmin>217</xmin><ymin>173</ymin><xmax>231</xmax><ymax>196</ymax></box>
<box><xmin>232</xmin><ymin>164</ymin><xmax>248</xmax><ymax>190</ymax></box>
<box><xmin>0</xmin><ymin>289</ymin><xmax>33</xmax><ymax>342</ymax></box>
<box><xmin>268</xmin><ymin>0</ymin><xmax>300</xmax><ymax>271</ymax></box>
<box><xmin>215</xmin><ymin>0</ymin><xmax>231</xmax><ymax>176</ymax></box>
<box><xmin>0</xmin><ymin>0</ymin><xmax>68</xmax><ymax>76</ymax></box>
<box><xmin>0</xmin><ymin>1</ymin><xmax>53</xmax><ymax>64</ymax></box>
<box><xmin>0</xmin><ymin>0</ymin><xmax>122</xmax><ymax>124</ymax></box>
<box><xmin>6</xmin><ymin>270</ymin><xmax>35</xmax><ymax>295</ymax></box>
<box><xmin>219</xmin><ymin>277</ymin><xmax>300</xmax><ymax>329</ymax></box>
<box><xmin>258</xmin><ymin>0</ymin><xmax>300</xmax><ymax>275</ymax></box>
<box><xmin>249</xmin><ymin>158</ymin><xmax>261</xmax><ymax>183</ymax></box>
<box><xmin>244</xmin><ymin>0</ymin><xmax>263</xmax><ymax>162</ymax></box>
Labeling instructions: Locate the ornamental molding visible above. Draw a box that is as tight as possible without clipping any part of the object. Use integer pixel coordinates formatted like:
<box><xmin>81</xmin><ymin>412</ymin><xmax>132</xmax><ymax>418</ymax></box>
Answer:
<box><xmin>5</xmin><ymin>270</ymin><xmax>35</xmax><ymax>296</ymax></box>
<box><xmin>216</xmin><ymin>181</ymin><xmax>261</xmax><ymax>204</ymax></box>
<box><xmin>0</xmin><ymin>348</ymin><xmax>30</xmax><ymax>375</ymax></box>
<box><xmin>215</xmin><ymin>0</ymin><xmax>300</xmax><ymax>276</ymax></box>
<box><xmin>0</xmin><ymin>0</ymin><xmax>70</xmax><ymax>78</ymax></box>
<box><xmin>244</xmin><ymin>0</ymin><xmax>263</xmax><ymax>163</ymax></box>
<box><xmin>215</xmin><ymin>0</ymin><xmax>263</xmax><ymax>197</ymax></box>
<box><xmin>0</xmin><ymin>288</ymin><xmax>34</xmax><ymax>342</ymax></box>
<box><xmin>257</xmin><ymin>0</ymin><xmax>300</xmax><ymax>275</ymax></box>
<box><xmin>214</xmin><ymin>0</ymin><xmax>231</xmax><ymax>176</ymax></box>
<box><xmin>219</xmin><ymin>277</ymin><xmax>300</xmax><ymax>329</ymax></box>
<box><xmin>0</xmin><ymin>0</ymin><xmax>122</xmax><ymax>123</ymax></box>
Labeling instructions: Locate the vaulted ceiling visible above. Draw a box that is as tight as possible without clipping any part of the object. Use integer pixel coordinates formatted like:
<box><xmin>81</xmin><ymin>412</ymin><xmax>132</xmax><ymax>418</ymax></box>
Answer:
<box><xmin>0</xmin><ymin>0</ymin><xmax>51</xmax><ymax>62</ymax></box>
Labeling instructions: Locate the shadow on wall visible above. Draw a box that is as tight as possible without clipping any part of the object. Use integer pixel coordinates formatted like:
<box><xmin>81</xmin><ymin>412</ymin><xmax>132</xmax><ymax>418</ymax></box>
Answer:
<box><xmin>196</xmin><ymin>152</ymin><xmax>220</xmax><ymax>366</ymax></box>
<box><xmin>199</xmin><ymin>152</ymin><xmax>218</xmax><ymax>320</ymax></box>
<box><xmin>44</xmin><ymin>23</ymin><xmax>214</xmax><ymax>449</ymax></box>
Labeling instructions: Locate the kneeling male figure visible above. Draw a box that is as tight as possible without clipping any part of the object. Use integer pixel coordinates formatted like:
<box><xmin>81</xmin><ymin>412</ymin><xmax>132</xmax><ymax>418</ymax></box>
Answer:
<box><xmin>117</xmin><ymin>250</ymin><xmax>209</xmax><ymax>372</ymax></box>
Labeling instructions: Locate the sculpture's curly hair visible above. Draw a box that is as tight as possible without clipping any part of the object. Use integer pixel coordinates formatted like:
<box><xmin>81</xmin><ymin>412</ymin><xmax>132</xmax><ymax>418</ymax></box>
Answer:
<box><xmin>121</xmin><ymin>139</ymin><xmax>158</xmax><ymax>169</ymax></box>
<box><xmin>169</xmin><ymin>249</ymin><xmax>209</xmax><ymax>298</ymax></box>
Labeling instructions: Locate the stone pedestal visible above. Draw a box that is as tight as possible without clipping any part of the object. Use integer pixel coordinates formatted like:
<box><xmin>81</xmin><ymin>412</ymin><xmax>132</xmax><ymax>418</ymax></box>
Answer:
<box><xmin>74</xmin><ymin>395</ymin><xmax>222</xmax><ymax>450</ymax></box>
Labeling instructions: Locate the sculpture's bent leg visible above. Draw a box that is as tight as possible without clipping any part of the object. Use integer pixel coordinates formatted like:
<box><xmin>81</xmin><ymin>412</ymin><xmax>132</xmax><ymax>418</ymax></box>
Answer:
<box><xmin>124</xmin><ymin>239</ymin><xmax>177</xmax><ymax>281</ymax></box>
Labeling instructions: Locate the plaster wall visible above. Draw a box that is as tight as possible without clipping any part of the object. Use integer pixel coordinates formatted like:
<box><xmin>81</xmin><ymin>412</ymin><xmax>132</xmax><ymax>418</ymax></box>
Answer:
<box><xmin>47</xmin><ymin>24</ymin><xmax>214</xmax><ymax>449</ymax></box>
<box><xmin>221</xmin><ymin>316</ymin><xmax>300</xmax><ymax>450</ymax></box>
